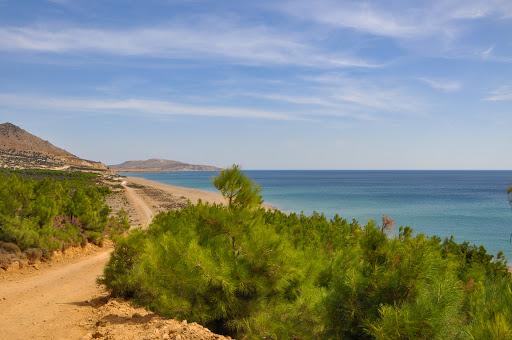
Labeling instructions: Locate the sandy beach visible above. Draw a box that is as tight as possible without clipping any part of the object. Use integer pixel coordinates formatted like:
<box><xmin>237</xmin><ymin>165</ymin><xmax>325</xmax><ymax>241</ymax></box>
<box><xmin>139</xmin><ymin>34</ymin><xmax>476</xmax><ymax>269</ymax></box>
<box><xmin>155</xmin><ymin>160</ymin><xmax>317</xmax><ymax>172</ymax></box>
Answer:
<box><xmin>105</xmin><ymin>176</ymin><xmax>228</xmax><ymax>229</ymax></box>
<box><xmin>124</xmin><ymin>176</ymin><xmax>276</xmax><ymax>213</ymax></box>
<box><xmin>126</xmin><ymin>176</ymin><xmax>226</xmax><ymax>204</ymax></box>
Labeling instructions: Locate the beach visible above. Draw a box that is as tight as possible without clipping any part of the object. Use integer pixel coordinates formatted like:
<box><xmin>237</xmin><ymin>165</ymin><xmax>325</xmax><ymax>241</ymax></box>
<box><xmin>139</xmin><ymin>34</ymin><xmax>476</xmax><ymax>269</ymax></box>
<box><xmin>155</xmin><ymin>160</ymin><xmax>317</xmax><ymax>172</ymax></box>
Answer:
<box><xmin>127</xmin><ymin>176</ymin><xmax>226</xmax><ymax>205</ymax></box>
<box><xmin>104</xmin><ymin>176</ymin><xmax>228</xmax><ymax>229</ymax></box>
<box><xmin>116</xmin><ymin>176</ymin><xmax>273</xmax><ymax>225</ymax></box>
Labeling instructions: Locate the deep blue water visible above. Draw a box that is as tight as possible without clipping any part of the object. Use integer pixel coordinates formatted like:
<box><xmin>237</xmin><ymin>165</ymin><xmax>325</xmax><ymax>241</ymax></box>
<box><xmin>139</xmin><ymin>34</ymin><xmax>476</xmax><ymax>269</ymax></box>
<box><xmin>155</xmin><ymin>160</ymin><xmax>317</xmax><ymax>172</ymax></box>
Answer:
<box><xmin>123</xmin><ymin>171</ymin><xmax>512</xmax><ymax>260</ymax></box>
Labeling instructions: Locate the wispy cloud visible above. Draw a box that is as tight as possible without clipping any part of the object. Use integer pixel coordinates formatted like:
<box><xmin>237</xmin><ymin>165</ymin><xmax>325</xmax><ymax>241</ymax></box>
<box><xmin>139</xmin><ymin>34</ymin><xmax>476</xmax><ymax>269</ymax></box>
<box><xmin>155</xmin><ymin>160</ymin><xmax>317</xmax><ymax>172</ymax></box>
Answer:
<box><xmin>306</xmin><ymin>73</ymin><xmax>423</xmax><ymax>114</ymax></box>
<box><xmin>235</xmin><ymin>73</ymin><xmax>424</xmax><ymax>119</ymax></box>
<box><xmin>480</xmin><ymin>45</ymin><xmax>495</xmax><ymax>59</ymax></box>
<box><xmin>274</xmin><ymin>0</ymin><xmax>512</xmax><ymax>40</ymax></box>
<box><xmin>418</xmin><ymin>77</ymin><xmax>461</xmax><ymax>92</ymax></box>
<box><xmin>0</xmin><ymin>93</ymin><xmax>295</xmax><ymax>120</ymax></box>
<box><xmin>485</xmin><ymin>86</ymin><xmax>512</xmax><ymax>101</ymax></box>
<box><xmin>0</xmin><ymin>23</ymin><xmax>377</xmax><ymax>68</ymax></box>
<box><xmin>449</xmin><ymin>0</ymin><xmax>512</xmax><ymax>19</ymax></box>
<box><xmin>0</xmin><ymin>83</ymin><xmax>422</xmax><ymax>123</ymax></box>
<box><xmin>477</xmin><ymin>45</ymin><xmax>512</xmax><ymax>63</ymax></box>
<box><xmin>273</xmin><ymin>1</ymin><xmax>422</xmax><ymax>39</ymax></box>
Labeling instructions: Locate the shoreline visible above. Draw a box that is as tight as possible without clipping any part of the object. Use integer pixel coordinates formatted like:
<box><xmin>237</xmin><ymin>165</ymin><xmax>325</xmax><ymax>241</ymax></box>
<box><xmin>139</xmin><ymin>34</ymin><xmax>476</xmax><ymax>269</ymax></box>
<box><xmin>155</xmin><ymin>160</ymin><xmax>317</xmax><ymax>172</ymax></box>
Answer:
<box><xmin>123</xmin><ymin>175</ymin><xmax>508</xmax><ymax>266</ymax></box>
<box><xmin>125</xmin><ymin>176</ymin><xmax>227</xmax><ymax>205</ymax></box>
<box><xmin>124</xmin><ymin>176</ymin><xmax>277</xmax><ymax>211</ymax></box>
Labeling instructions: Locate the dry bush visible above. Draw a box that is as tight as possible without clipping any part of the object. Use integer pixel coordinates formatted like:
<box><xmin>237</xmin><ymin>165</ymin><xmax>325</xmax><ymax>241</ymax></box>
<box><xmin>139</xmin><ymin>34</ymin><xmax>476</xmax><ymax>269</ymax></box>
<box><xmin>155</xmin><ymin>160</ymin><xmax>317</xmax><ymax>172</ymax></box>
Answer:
<box><xmin>24</xmin><ymin>248</ymin><xmax>43</xmax><ymax>264</ymax></box>
<box><xmin>0</xmin><ymin>241</ymin><xmax>21</xmax><ymax>255</ymax></box>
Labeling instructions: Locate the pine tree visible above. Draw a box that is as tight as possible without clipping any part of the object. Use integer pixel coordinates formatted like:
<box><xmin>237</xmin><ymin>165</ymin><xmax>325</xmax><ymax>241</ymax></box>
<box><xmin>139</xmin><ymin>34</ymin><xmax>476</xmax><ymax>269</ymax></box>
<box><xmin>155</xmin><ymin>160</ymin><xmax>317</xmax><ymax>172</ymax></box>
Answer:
<box><xmin>213</xmin><ymin>165</ymin><xmax>262</xmax><ymax>209</ymax></box>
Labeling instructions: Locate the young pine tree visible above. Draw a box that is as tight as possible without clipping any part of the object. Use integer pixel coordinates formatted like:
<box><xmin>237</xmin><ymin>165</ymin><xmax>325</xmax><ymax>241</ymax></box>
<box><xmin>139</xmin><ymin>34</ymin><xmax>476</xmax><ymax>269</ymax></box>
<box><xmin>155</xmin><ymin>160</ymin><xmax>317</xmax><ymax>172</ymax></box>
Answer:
<box><xmin>213</xmin><ymin>165</ymin><xmax>262</xmax><ymax>209</ymax></box>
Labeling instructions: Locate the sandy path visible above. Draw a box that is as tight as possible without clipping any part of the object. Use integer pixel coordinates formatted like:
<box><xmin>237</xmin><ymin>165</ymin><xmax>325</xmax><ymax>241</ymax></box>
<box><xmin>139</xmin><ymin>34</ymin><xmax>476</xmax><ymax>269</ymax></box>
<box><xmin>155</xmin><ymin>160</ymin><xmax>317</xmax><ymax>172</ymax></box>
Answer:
<box><xmin>0</xmin><ymin>249</ymin><xmax>111</xmax><ymax>340</ymax></box>
<box><xmin>122</xmin><ymin>180</ymin><xmax>154</xmax><ymax>227</ymax></box>
<box><xmin>0</xmin><ymin>184</ymin><xmax>157</xmax><ymax>339</ymax></box>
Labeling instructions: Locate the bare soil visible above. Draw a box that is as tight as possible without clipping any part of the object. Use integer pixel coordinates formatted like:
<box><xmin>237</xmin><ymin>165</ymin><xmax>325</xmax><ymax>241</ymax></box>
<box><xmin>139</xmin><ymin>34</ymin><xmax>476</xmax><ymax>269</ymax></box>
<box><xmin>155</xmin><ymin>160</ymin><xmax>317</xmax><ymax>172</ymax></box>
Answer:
<box><xmin>84</xmin><ymin>297</ymin><xmax>230</xmax><ymax>340</ymax></box>
<box><xmin>0</xmin><ymin>246</ymin><xmax>112</xmax><ymax>339</ymax></box>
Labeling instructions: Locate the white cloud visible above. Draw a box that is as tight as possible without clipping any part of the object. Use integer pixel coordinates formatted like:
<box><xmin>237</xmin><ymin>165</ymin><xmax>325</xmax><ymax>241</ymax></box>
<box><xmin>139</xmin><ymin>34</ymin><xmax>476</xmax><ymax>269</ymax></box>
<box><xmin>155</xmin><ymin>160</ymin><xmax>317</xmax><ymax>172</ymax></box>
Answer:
<box><xmin>449</xmin><ymin>0</ymin><xmax>512</xmax><ymax>19</ymax></box>
<box><xmin>480</xmin><ymin>45</ymin><xmax>495</xmax><ymax>59</ymax></box>
<box><xmin>274</xmin><ymin>1</ymin><xmax>422</xmax><ymax>39</ymax></box>
<box><xmin>273</xmin><ymin>0</ymin><xmax>512</xmax><ymax>41</ymax></box>
<box><xmin>235</xmin><ymin>74</ymin><xmax>423</xmax><ymax>119</ymax></box>
<box><xmin>0</xmin><ymin>83</ymin><xmax>421</xmax><ymax>123</ymax></box>
<box><xmin>0</xmin><ymin>23</ymin><xmax>377</xmax><ymax>68</ymax></box>
<box><xmin>476</xmin><ymin>45</ymin><xmax>512</xmax><ymax>63</ymax></box>
<box><xmin>418</xmin><ymin>77</ymin><xmax>461</xmax><ymax>92</ymax></box>
<box><xmin>485</xmin><ymin>86</ymin><xmax>512</xmax><ymax>101</ymax></box>
<box><xmin>0</xmin><ymin>93</ymin><xmax>294</xmax><ymax>120</ymax></box>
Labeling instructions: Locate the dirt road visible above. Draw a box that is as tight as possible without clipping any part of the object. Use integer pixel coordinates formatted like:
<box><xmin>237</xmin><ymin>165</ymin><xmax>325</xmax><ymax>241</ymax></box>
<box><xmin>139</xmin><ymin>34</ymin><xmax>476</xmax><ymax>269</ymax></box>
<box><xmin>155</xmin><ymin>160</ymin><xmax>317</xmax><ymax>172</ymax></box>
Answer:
<box><xmin>122</xmin><ymin>180</ymin><xmax>153</xmax><ymax>228</ymax></box>
<box><xmin>0</xmin><ymin>185</ymin><xmax>155</xmax><ymax>339</ymax></box>
<box><xmin>0</xmin><ymin>249</ymin><xmax>110</xmax><ymax>339</ymax></box>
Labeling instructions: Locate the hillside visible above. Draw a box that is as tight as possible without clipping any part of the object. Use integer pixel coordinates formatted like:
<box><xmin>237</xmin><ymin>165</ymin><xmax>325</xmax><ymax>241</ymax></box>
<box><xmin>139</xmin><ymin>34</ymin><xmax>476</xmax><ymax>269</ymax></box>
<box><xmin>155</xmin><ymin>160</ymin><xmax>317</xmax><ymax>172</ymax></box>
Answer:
<box><xmin>110</xmin><ymin>158</ymin><xmax>221</xmax><ymax>172</ymax></box>
<box><xmin>0</xmin><ymin>122</ymin><xmax>107</xmax><ymax>171</ymax></box>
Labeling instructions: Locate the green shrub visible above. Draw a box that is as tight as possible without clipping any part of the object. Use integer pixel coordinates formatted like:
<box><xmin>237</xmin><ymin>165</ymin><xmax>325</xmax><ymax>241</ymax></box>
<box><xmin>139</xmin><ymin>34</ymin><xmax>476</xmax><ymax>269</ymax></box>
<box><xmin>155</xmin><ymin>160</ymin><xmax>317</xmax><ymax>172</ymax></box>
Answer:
<box><xmin>0</xmin><ymin>170</ymin><xmax>127</xmax><ymax>255</ymax></box>
<box><xmin>103</xmin><ymin>166</ymin><xmax>512</xmax><ymax>339</ymax></box>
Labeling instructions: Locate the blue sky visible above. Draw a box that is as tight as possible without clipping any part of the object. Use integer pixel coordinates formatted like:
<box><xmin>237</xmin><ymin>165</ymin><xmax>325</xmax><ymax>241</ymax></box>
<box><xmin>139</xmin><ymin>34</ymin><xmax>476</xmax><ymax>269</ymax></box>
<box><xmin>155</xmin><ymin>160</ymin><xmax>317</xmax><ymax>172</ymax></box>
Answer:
<box><xmin>0</xmin><ymin>0</ymin><xmax>511</xmax><ymax>169</ymax></box>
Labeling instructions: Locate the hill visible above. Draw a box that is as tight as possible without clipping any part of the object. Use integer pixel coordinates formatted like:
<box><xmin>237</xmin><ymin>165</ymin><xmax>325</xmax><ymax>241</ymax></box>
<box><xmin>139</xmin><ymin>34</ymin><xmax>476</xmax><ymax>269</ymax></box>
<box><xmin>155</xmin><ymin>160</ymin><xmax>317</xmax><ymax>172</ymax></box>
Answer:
<box><xmin>110</xmin><ymin>158</ymin><xmax>221</xmax><ymax>172</ymax></box>
<box><xmin>0</xmin><ymin>122</ymin><xmax>107</xmax><ymax>171</ymax></box>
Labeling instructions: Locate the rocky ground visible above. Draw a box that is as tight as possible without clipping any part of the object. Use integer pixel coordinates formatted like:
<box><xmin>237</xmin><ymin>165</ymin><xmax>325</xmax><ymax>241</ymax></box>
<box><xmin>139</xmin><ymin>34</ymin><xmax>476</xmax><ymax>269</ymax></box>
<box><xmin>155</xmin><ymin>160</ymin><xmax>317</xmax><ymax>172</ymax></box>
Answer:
<box><xmin>126</xmin><ymin>183</ymin><xmax>189</xmax><ymax>214</ymax></box>
<box><xmin>83</xmin><ymin>298</ymin><xmax>231</xmax><ymax>340</ymax></box>
<box><xmin>105</xmin><ymin>188</ymin><xmax>144</xmax><ymax>227</ymax></box>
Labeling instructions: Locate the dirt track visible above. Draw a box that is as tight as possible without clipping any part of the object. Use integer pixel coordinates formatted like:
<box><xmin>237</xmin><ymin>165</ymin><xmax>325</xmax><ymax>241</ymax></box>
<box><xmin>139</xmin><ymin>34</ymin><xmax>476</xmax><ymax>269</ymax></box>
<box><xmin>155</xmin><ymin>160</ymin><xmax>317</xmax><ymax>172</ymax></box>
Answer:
<box><xmin>0</xmin><ymin>249</ymin><xmax>111</xmax><ymax>339</ymax></box>
<box><xmin>0</xmin><ymin>178</ymin><xmax>226</xmax><ymax>339</ymax></box>
<box><xmin>122</xmin><ymin>180</ymin><xmax>154</xmax><ymax>227</ymax></box>
<box><xmin>0</xmin><ymin>181</ymin><xmax>155</xmax><ymax>340</ymax></box>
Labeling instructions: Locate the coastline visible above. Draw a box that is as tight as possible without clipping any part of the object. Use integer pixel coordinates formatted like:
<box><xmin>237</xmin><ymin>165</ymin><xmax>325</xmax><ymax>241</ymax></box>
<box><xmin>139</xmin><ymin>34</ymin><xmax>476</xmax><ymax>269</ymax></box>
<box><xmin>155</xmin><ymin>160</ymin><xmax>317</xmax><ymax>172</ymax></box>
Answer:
<box><xmin>124</xmin><ymin>176</ymin><xmax>276</xmax><ymax>211</ymax></box>
<box><xmin>125</xmin><ymin>176</ymin><xmax>227</xmax><ymax>205</ymax></box>
<box><xmin>128</xmin><ymin>176</ymin><xmax>512</xmax><ymax>270</ymax></box>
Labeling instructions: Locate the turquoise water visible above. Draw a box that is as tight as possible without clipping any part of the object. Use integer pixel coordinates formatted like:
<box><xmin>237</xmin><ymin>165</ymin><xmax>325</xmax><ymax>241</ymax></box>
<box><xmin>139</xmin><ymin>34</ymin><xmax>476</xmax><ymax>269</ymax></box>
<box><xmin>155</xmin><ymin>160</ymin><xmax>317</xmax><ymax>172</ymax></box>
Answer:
<box><xmin>123</xmin><ymin>171</ymin><xmax>512</xmax><ymax>260</ymax></box>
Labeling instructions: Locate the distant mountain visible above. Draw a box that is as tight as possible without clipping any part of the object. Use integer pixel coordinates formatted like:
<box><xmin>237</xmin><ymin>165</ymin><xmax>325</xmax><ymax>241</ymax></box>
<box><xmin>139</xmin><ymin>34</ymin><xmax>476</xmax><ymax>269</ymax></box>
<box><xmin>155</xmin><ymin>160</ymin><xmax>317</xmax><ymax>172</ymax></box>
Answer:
<box><xmin>0</xmin><ymin>122</ymin><xmax>107</xmax><ymax>171</ymax></box>
<box><xmin>110</xmin><ymin>158</ymin><xmax>221</xmax><ymax>172</ymax></box>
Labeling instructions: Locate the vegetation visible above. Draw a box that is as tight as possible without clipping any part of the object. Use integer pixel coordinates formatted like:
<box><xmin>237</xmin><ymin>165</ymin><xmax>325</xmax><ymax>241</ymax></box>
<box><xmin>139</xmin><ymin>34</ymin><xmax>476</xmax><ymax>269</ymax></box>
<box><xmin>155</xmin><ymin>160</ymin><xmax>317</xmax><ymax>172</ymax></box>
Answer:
<box><xmin>0</xmin><ymin>169</ymin><xmax>129</xmax><ymax>259</ymax></box>
<box><xmin>213</xmin><ymin>165</ymin><xmax>262</xmax><ymax>209</ymax></box>
<box><xmin>103</xmin><ymin>166</ymin><xmax>512</xmax><ymax>339</ymax></box>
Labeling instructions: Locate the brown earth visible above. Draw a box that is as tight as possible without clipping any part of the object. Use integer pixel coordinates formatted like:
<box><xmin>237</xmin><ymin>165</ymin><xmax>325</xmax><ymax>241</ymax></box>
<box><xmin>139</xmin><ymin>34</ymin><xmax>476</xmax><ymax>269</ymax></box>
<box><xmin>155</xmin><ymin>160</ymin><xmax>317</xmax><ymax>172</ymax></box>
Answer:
<box><xmin>85</xmin><ymin>298</ymin><xmax>230</xmax><ymax>340</ymax></box>
<box><xmin>0</xmin><ymin>178</ymin><xmax>230</xmax><ymax>339</ymax></box>
<box><xmin>0</xmin><ymin>246</ymin><xmax>112</xmax><ymax>339</ymax></box>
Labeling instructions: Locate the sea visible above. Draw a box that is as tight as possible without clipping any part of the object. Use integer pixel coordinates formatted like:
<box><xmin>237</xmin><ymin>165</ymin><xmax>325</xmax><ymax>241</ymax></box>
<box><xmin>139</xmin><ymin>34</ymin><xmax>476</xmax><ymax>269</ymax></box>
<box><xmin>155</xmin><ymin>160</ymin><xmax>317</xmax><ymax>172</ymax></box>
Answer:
<box><xmin>122</xmin><ymin>170</ymin><xmax>512</xmax><ymax>261</ymax></box>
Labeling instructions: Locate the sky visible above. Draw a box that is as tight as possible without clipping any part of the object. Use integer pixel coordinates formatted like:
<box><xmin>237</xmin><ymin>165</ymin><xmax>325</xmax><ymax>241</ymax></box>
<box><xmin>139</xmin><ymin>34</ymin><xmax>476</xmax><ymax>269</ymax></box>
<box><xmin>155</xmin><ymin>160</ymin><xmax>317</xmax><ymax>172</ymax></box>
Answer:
<box><xmin>0</xmin><ymin>0</ymin><xmax>511</xmax><ymax>169</ymax></box>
